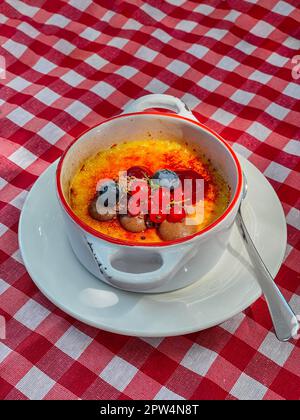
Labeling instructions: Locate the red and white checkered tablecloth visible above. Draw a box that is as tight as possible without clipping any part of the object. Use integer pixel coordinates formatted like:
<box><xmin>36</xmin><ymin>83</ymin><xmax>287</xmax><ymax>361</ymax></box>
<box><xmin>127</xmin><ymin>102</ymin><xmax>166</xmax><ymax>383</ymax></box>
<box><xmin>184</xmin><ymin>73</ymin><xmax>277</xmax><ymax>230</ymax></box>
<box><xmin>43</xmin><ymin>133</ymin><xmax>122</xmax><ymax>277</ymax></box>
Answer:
<box><xmin>0</xmin><ymin>0</ymin><xmax>299</xmax><ymax>401</ymax></box>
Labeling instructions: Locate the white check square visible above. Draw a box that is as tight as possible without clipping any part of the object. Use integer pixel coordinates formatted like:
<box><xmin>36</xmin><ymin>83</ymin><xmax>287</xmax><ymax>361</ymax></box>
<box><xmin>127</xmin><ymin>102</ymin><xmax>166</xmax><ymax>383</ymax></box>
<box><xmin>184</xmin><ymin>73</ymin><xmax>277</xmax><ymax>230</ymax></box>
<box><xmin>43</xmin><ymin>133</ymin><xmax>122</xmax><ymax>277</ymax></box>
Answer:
<box><xmin>289</xmin><ymin>294</ymin><xmax>300</xmax><ymax>312</ymax></box>
<box><xmin>145</xmin><ymin>78</ymin><xmax>169</xmax><ymax>93</ymax></box>
<box><xmin>182</xmin><ymin>93</ymin><xmax>201</xmax><ymax>108</ymax></box>
<box><xmin>115</xmin><ymin>66</ymin><xmax>138</xmax><ymax>78</ymax></box>
<box><xmin>188</xmin><ymin>44</ymin><xmax>209</xmax><ymax>59</ymax></box>
<box><xmin>251</xmin><ymin>21</ymin><xmax>274</xmax><ymax>37</ymax></box>
<box><xmin>102</xmin><ymin>10</ymin><xmax>114</xmax><ymax>22</ymax></box>
<box><xmin>7</xmin><ymin>0</ymin><xmax>38</xmax><ymax>17</ymax></box>
<box><xmin>0</xmin><ymin>223</ymin><xmax>8</xmax><ymax>236</ymax></box>
<box><xmin>264</xmin><ymin>161</ymin><xmax>290</xmax><ymax>183</ymax></box>
<box><xmin>135</xmin><ymin>46</ymin><xmax>158</xmax><ymax>62</ymax></box>
<box><xmin>140</xmin><ymin>337</ymin><xmax>163</xmax><ymax>348</ymax></box>
<box><xmin>7</xmin><ymin>108</ymin><xmax>34</xmax><ymax>127</ymax></box>
<box><xmin>221</xmin><ymin>312</ymin><xmax>246</xmax><ymax>333</ymax></box>
<box><xmin>231</xmin><ymin>373</ymin><xmax>267</xmax><ymax>400</ymax></box>
<box><xmin>85</xmin><ymin>54</ymin><xmax>108</xmax><ymax>70</ymax></box>
<box><xmin>0</xmin><ymin>278</ymin><xmax>9</xmax><ymax>295</ymax></box>
<box><xmin>259</xmin><ymin>332</ymin><xmax>293</xmax><ymax>366</ymax></box>
<box><xmin>12</xmin><ymin>249</ymin><xmax>23</xmax><ymax>264</ymax></box>
<box><xmin>38</xmin><ymin>122</ymin><xmax>65</xmax><ymax>144</ymax></box>
<box><xmin>16</xmin><ymin>367</ymin><xmax>55</xmax><ymax>400</ymax></box>
<box><xmin>61</xmin><ymin>70</ymin><xmax>85</xmax><ymax>87</ymax></box>
<box><xmin>2</xmin><ymin>39</ymin><xmax>27</xmax><ymax>58</ymax></box>
<box><xmin>195</xmin><ymin>4</ymin><xmax>214</xmax><ymax>14</ymax></box>
<box><xmin>265</xmin><ymin>102</ymin><xmax>289</xmax><ymax>120</ymax></box>
<box><xmin>46</xmin><ymin>14</ymin><xmax>71</xmax><ymax>28</ymax></box>
<box><xmin>167</xmin><ymin>0</ymin><xmax>186</xmax><ymax>5</ymax></box>
<box><xmin>123</xmin><ymin>19</ymin><xmax>142</xmax><ymax>30</ymax></box>
<box><xmin>152</xmin><ymin>29</ymin><xmax>172</xmax><ymax>43</ymax></box>
<box><xmin>0</xmin><ymin>342</ymin><xmax>11</xmax><ymax>363</ymax></box>
<box><xmin>283</xmin><ymin>83</ymin><xmax>300</xmax><ymax>99</ymax></box>
<box><xmin>283</xmin><ymin>37</ymin><xmax>298</xmax><ymax>50</ymax></box>
<box><xmin>155</xmin><ymin>387</ymin><xmax>184</xmax><ymax>400</ymax></box>
<box><xmin>10</xmin><ymin>190</ymin><xmax>28</xmax><ymax>210</ymax></box>
<box><xmin>18</xmin><ymin>22</ymin><xmax>39</xmax><ymax>38</ymax></box>
<box><xmin>206</xmin><ymin>28</ymin><xmax>227</xmax><ymax>41</ymax></box>
<box><xmin>176</xmin><ymin>20</ymin><xmax>197</xmax><ymax>32</ymax></box>
<box><xmin>100</xmin><ymin>356</ymin><xmax>138</xmax><ymax>391</ymax></box>
<box><xmin>0</xmin><ymin>177</ymin><xmax>7</xmax><ymax>190</ymax></box>
<box><xmin>91</xmin><ymin>81</ymin><xmax>115</xmax><ymax>98</ymax></box>
<box><xmin>212</xmin><ymin>109</ymin><xmax>236</xmax><ymax>125</ymax></box>
<box><xmin>0</xmin><ymin>63</ymin><xmax>4</xmax><ymax>78</ymax></box>
<box><xmin>69</xmin><ymin>0</ymin><xmax>92</xmax><ymax>11</ymax></box>
<box><xmin>286</xmin><ymin>208</ymin><xmax>300</xmax><ymax>230</ymax></box>
<box><xmin>284</xmin><ymin>140</ymin><xmax>300</xmax><ymax>157</ymax></box>
<box><xmin>225</xmin><ymin>10</ymin><xmax>240</xmax><ymax>22</ymax></box>
<box><xmin>266</xmin><ymin>52</ymin><xmax>288</xmax><ymax>67</ymax></box>
<box><xmin>33</xmin><ymin>58</ymin><xmax>56</xmax><ymax>74</ymax></box>
<box><xmin>273</xmin><ymin>1</ymin><xmax>295</xmax><ymax>16</ymax></box>
<box><xmin>53</xmin><ymin>39</ymin><xmax>76</xmax><ymax>55</ymax></box>
<box><xmin>56</xmin><ymin>326</ymin><xmax>93</xmax><ymax>359</ymax></box>
<box><xmin>235</xmin><ymin>40</ymin><xmax>256</xmax><ymax>55</ymax></box>
<box><xmin>6</xmin><ymin>76</ymin><xmax>31</xmax><ymax>91</ymax></box>
<box><xmin>80</xmin><ymin>27</ymin><xmax>100</xmax><ymax>41</ymax></box>
<box><xmin>285</xmin><ymin>244</ymin><xmax>293</xmax><ymax>259</ymax></box>
<box><xmin>14</xmin><ymin>299</ymin><xmax>50</xmax><ymax>330</ymax></box>
<box><xmin>231</xmin><ymin>90</ymin><xmax>255</xmax><ymax>105</ymax></box>
<box><xmin>65</xmin><ymin>100</ymin><xmax>91</xmax><ymax>120</ymax></box>
<box><xmin>107</xmin><ymin>37</ymin><xmax>128</xmax><ymax>49</ymax></box>
<box><xmin>199</xmin><ymin>75</ymin><xmax>221</xmax><ymax>91</ymax></box>
<box><xmin>246</xmin><ymin>122</ymin><xmax>271</xmax><ymax>141</ymax></box>
<box><xmin>249</xmin><ymin>70</ymin><xmax>272</xmax><ymax>84</ymax></box>
<box><xmin>35</xmin><ymin>87</ymin><xmax>60</xmax><ymax>106</ymax></box>
<box><xmin>167</xmin><ymin>60</ymin><xmax>189</xmax><ymax>76</ymax></box>
<box><xmin>0</xmin><ymin>13</ymin><xmax>7</xmax><ymax>24</ymax></box>
<box><xmin>141</xmin><ymin>3</ymin><xmax>166</xmax><ymax>20</ymax></box>
<box><xmin>232</xmin><ymin>143</ymin><xmax>252</xmax><ymax>158</ymax></box>
<box><xmin>181</xmin><ymin>343</ymin><xmax>217</xmax><ymax>376</ymax></box>
<box><xmin>217</xmin><ymin>56</ymin><xmax>239</xmax><ymax>71</ymax></box>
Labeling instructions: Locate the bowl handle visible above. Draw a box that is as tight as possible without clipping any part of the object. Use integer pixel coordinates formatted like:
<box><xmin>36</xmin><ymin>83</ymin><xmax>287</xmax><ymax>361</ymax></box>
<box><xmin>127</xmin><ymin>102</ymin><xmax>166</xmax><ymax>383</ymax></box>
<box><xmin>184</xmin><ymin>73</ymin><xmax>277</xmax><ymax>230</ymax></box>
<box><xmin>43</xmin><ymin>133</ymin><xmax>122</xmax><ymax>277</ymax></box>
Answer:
<box><xmin>85</xmin><ymin>236</ymin><xmax>194</xmax><ymax>292</ymax></box>
<box><xmin>122</xmin><ymin>94</ymin><xmax>197</xmax><ymax>121</ymax></box>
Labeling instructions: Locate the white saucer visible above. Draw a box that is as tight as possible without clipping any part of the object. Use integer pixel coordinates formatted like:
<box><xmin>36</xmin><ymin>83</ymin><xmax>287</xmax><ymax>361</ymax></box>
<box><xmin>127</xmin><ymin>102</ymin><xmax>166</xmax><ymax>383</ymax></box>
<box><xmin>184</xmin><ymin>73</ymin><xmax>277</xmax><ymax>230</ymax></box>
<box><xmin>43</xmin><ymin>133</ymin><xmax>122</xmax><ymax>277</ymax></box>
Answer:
<box><xmin>19</xmin><ymin>155</ymin><xmax>287</xmax><ymax>337</ymax></box>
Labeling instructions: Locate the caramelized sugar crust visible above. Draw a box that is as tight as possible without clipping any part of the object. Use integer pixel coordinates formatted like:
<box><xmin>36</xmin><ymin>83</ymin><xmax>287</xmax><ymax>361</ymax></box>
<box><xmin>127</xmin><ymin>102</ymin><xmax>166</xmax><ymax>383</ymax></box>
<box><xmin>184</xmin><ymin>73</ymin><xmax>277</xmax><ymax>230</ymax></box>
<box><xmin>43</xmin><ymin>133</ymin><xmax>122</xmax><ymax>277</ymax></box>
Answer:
<box><xmin>70</xmin><ymin>138</ymin><xmax>230</xmax><ymax>243</ymax></box>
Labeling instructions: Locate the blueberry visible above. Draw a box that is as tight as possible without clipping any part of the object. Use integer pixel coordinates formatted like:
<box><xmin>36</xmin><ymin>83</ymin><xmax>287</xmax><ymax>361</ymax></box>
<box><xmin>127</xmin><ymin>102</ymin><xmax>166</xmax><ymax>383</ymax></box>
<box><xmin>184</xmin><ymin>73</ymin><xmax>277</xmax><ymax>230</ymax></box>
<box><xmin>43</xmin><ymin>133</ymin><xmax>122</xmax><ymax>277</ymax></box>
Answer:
<box><xmin>145</xmin><ymin>218</ymin><xmax>156</xmax><ymax>229</ymax></box>
<box><xmin>152</xmin><ymin>169</ymin><xmax>179</xmax><ymax>190</ymax></box>
<box><xmin>96</xmin><ymin>180</ymin><xmax>119</xmax><ymax>208</ymax></box>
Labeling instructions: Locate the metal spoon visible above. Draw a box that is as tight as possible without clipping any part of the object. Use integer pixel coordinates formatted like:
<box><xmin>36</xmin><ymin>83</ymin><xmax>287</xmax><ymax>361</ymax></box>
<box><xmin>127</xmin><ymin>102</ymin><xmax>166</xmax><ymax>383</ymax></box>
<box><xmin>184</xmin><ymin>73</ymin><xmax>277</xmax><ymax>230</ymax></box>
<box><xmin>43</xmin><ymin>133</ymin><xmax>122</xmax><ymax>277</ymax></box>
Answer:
<box><xmin>236</xmin><ymin>176</ymin><xmax>299</xmax><ymax>342</ymax></box>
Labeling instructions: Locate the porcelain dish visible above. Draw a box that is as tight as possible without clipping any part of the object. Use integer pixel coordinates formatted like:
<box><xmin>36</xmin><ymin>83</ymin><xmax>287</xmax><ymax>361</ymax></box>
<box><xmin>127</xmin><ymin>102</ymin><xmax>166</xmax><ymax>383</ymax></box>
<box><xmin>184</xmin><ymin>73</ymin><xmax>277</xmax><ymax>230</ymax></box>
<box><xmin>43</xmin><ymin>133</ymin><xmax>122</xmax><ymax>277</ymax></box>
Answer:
<box><xmin>56</xmin><ymin>94</ymin><xmax>243</xmax><ymax>293</ymax></box>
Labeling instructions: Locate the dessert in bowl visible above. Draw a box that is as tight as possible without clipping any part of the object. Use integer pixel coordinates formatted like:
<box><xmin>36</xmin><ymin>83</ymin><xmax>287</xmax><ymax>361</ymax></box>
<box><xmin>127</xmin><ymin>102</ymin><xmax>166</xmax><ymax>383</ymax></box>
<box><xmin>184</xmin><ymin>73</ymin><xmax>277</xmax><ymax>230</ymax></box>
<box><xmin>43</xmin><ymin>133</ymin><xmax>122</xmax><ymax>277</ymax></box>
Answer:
<box><xmin>57</xmin><ymin>94</ymin><xmax>243</xmax><ymax>293</ymax></box>
<box><xmin>69</xmin><ymin>138</ymin><xmax>231</xmax><ymax>244</ymax></box>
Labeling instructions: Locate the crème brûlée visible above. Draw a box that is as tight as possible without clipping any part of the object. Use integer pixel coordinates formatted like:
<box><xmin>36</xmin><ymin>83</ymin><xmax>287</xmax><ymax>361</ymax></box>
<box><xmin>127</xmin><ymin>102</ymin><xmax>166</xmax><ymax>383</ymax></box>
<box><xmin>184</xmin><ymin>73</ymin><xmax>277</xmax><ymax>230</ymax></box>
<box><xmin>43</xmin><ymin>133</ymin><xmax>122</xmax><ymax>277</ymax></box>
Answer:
<box><xmin>69</xmin><ymin>138</ymin><xmax>231</xmax><ymax>243</ymax></box>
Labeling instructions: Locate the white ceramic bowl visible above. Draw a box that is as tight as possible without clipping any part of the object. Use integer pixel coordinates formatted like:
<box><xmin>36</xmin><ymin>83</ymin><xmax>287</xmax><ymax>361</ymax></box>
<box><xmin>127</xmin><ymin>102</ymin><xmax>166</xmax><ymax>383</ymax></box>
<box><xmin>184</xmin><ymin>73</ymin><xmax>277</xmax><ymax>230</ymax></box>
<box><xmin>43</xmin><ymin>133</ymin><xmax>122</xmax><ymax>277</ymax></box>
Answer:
<box><xmin>56</xmin><ymin>94</ymin><xmax>243</xmax><ymax>293</ymax></box>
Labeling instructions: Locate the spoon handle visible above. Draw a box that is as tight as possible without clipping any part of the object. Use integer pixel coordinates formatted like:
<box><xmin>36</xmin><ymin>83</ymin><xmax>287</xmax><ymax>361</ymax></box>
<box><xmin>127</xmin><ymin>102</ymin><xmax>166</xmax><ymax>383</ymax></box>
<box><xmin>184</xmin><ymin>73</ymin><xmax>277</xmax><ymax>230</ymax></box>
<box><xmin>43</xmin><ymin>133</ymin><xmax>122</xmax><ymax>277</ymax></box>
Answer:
<box><xmin>236</xmin><ymin>210</ymin><xmax>298</xmax><ymax>342</ymax></box>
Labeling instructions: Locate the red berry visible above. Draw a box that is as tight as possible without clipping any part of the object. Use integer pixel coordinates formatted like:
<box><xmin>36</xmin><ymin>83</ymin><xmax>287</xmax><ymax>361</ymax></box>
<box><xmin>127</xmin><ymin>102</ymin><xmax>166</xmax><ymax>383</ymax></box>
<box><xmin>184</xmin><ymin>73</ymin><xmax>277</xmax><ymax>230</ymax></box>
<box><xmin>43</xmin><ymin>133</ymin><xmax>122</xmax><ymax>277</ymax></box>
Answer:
<box><xmin>127</xmin><ymin>166</ymin><xmax>151</xmax><ymax>180</ymax></box>
<box><xmin>149</xmin><ymin>187</ymin><xmax>170</xmax><ymax>215</ymax></box>
<box><xmin>148</xmin><ymin>187</ymin><xmax>170</xmax><ymax>223</ymax></box>
<box><xmin>129</xmin><ymin>179</ymin><xmax>149</xmax><ymax>195</ymax></box>
<box><xmin>127</xmin><ymin>197</ymin><xmax>141</xmax><ymax>216</ymax></box>
<box><xmin>167</xmin><ymin>205</ymin><xmax>186</xmax><ymax>223</ymax></box>
<box><xmin>171</xmin><ymin>186</ymin><xmax>184</xmax><ymax>203</ymax></box>
<box><xmin>128</xmin><ymin>179</ymin><xmax>150</xmax><ymax>214</ymax></box>
<box><xmin>175</xmin><ymin>169</ymin><xmax>206</xmax><ymax>204</ymax></box>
